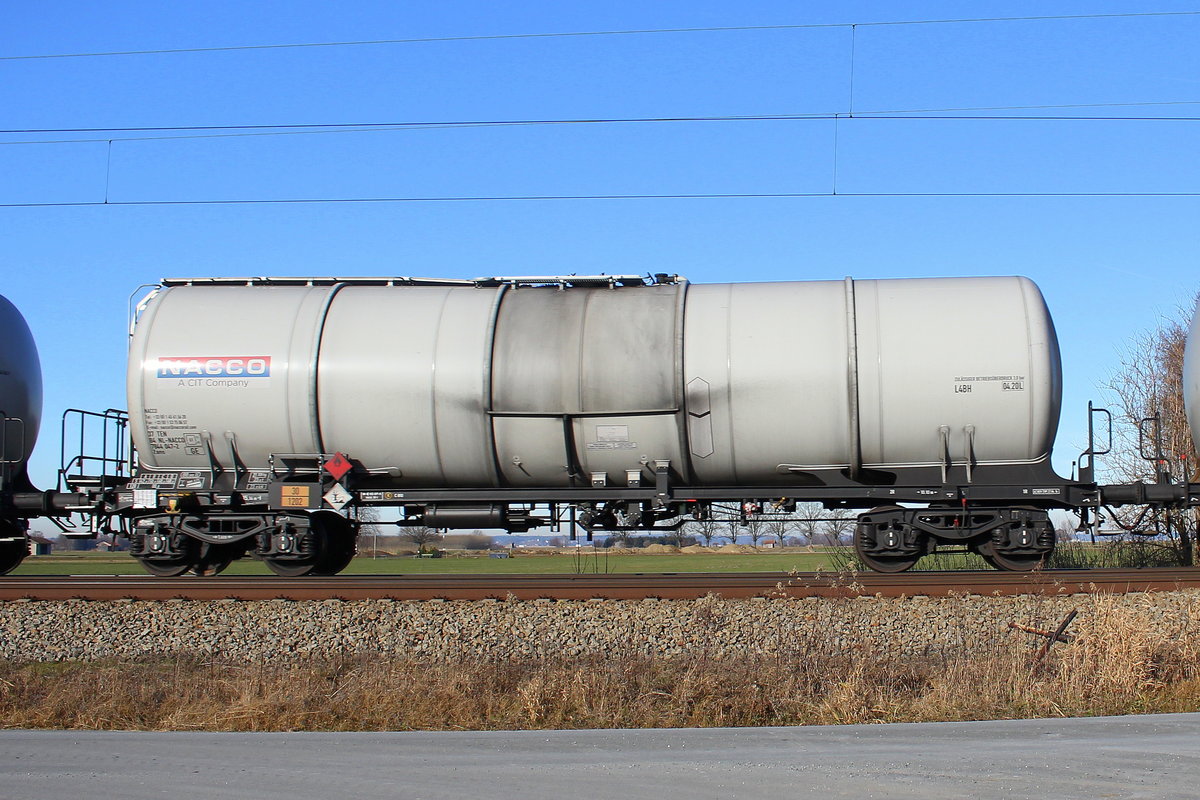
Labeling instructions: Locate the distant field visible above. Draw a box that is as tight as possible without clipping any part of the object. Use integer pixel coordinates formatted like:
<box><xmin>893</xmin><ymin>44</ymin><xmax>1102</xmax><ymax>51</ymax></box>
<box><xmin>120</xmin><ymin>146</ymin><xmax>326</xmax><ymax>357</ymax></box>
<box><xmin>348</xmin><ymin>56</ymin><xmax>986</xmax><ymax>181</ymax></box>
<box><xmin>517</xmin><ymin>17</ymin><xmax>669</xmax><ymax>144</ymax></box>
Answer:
<box><xmin>11</xmin><ymin>550</ymin><xmax>840</xmax><ymax>577</ymax></box>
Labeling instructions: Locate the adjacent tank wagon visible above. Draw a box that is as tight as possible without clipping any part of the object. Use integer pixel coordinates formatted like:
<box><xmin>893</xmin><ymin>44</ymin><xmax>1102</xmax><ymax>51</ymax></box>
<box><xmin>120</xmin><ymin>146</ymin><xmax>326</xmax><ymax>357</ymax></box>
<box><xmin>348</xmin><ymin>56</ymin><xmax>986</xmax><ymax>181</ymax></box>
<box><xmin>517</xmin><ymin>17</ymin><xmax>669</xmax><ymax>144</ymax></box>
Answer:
<box><xmin>0</xmin><ymin>294</ymin><xmax>42</xmax><ymax>573</ymax></box>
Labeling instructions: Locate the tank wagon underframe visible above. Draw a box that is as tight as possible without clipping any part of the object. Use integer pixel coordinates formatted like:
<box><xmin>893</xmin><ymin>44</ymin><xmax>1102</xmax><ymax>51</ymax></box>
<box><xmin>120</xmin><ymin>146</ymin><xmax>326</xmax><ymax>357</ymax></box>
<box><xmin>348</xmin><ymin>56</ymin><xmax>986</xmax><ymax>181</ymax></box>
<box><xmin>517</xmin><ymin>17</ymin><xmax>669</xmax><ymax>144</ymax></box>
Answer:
<box><xmin>93</xmin><ymin>452</ymin><xmax>1125</xmax><ymax>576</ymax></box>
<box><xmin>81</xmin><ymin>465</ymin><xmax>1194</xmax><ymax>575</ymax></box>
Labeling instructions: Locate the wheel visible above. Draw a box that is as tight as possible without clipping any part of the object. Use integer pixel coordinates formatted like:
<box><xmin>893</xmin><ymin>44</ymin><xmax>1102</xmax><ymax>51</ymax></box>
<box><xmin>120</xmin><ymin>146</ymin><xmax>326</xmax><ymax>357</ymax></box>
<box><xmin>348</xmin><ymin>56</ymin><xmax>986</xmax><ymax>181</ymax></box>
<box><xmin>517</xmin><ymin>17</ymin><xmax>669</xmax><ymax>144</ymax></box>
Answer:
<box><xmin>190</xmin><ymin>559</ymin><xmax>232</xmax><ymax>577</ymax></box>
<box><xmin>189</xmin><ymin>544</ymin><xmax>238</xmax><ymax>577</ymax></box>
<box><xmin>856</xmin><ymin>549</ymin><xmax>921</xmax><ymax>573</ymax></box>
<box><xmin>977</xmin><ymin>507</ymin><xmax>1054</xmax><ymax>572</ymax></box>
<box><xmin>137</xmin><ymin>554</ymin><xmax>194</xmax><ymax>577</ymax></box>
<box><xmin>854</xmin><ymin>505</ymin><xmax>922</xmax><ymax>573</ymax></box>
<box><xmin>310</xmin><ymin>512</ymin><xmax>357</xmax><ymax>576</ymax></box>
<box><xmin>981</xmin><ymin>549</ymin><xmax>1051</xmax><ymax>572</ymax></box>
<box><xmin>264</xmin><ymin>512</ymin><xmax>357</xmax><ymax>577</ymax></box>
<box><xmin>0</xmin><ymin>520</ymin><xmax>27</xmax><ymax>575</ymax></box>
<box><xmin>135</xmin><ymin>532</ymin><xmax>200</xmax><ymax>575</ymax></box>
<box><xmin>264</xmin><ymin>558</ymin><xmax>318</xmax><ymax>577</ymax></box>
<box><xmin>136</xmin><ymin>535</ymin><xmax>198</xmax><ymax>577</ymax></box>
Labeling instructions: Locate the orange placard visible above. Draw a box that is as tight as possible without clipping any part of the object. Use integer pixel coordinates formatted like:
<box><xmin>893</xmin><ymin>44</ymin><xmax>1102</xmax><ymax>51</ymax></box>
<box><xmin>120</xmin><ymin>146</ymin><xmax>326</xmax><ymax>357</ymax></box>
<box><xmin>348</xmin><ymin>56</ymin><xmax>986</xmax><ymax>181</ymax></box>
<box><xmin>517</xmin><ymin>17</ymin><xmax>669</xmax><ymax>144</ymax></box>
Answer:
<box><xmin>280</xmin><ymin>486</ymin><xmax>310</xmax><ymax>507</ymax></box>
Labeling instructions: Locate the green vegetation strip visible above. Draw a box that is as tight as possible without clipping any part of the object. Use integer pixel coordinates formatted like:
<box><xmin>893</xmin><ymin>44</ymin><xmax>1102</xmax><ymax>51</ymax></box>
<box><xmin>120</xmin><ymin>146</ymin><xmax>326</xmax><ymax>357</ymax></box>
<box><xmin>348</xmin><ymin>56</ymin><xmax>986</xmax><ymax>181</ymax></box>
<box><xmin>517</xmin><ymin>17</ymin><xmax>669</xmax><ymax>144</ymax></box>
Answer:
<box><xmin>13</xmin><ymin>551</ymin><xmax>838</xmax><ymax>577</ymax></box>
<box><xmin>15</xmin><ymin>539</ymin><xmax>1178</xmax><ymax>577</ymax></box>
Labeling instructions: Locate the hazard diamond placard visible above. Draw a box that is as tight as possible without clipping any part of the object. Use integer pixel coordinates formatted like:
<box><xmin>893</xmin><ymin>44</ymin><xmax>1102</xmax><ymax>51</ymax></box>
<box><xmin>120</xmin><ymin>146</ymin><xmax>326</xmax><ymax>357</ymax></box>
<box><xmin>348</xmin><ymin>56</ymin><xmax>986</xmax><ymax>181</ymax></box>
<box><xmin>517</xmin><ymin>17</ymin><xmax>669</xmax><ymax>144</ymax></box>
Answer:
<box><xmin>323</xmin><ymin>482</ymin><xmax>353</xmax><ymax>510</ymax></box>
<box><xmin>324</xmin><ymin>452</ymin><xmax>352</xmax><ymax>481</ymax></box>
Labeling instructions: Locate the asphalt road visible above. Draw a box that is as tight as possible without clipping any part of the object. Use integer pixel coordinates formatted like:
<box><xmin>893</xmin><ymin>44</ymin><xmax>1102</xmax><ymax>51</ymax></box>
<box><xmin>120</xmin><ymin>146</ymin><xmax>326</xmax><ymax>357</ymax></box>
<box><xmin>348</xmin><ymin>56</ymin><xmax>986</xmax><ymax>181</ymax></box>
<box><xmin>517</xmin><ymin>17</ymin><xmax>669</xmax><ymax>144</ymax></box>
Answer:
<box><xmin>1</xmin><ymin>714</ymin><xmax>1196</xmax><ymax>799</ymax></box>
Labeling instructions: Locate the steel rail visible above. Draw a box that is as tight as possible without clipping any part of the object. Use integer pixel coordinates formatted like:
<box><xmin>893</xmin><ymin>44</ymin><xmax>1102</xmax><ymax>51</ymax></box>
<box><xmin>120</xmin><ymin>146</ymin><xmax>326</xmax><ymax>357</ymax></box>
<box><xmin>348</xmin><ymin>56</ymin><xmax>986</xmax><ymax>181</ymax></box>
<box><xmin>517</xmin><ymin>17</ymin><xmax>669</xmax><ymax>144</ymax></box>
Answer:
<box><xmin>1</xmin><ymin>569</ymin><xmax>1198</xmax><ymax>601</ymax></box>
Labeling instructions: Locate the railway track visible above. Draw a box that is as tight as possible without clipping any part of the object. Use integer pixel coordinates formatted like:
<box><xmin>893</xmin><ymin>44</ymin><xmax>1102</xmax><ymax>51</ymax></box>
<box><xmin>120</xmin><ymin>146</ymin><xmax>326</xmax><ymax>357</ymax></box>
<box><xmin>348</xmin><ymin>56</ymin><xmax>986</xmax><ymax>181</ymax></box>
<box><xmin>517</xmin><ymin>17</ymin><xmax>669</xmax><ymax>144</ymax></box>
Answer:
<box><xmin>2</xmin><ymin>569</ymin><xmax>1199</xmax><ymax>601</ymax></box>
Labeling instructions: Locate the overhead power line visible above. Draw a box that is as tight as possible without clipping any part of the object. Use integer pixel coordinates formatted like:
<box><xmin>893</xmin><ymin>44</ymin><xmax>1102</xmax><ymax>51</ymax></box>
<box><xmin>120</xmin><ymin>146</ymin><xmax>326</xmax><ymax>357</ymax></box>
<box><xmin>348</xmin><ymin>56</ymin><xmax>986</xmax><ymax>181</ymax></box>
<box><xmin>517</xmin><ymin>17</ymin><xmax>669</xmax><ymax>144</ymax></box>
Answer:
<box><xmin>3</xmin><ymin>192</ymin><xmax>1199</xmax><ymax>210</ymax></box>
<box><xmin>3</xmin><ymin>11</ymin><xmax>1197</xmax><ymax>61</ymax></box>
<box><xmin>3</xmin><ymin>113</ymin><xmax>829</xmax><ymax>135</ymax></box>
<box><xmin>3</xmin><ymin>105</ymin><xmax>1199</xmax><ymax>147</ymax></box>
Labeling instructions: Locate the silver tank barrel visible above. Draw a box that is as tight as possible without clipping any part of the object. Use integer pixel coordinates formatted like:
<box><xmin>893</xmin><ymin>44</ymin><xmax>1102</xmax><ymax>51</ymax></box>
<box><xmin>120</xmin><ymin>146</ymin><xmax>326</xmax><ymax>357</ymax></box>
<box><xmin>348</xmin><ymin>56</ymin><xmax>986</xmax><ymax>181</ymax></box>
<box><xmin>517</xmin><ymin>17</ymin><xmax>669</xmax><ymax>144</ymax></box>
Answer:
<box><xmin>127</xmin><ymin>275</ymin><xmax>1062</xmax><ymax>487</ymax></box>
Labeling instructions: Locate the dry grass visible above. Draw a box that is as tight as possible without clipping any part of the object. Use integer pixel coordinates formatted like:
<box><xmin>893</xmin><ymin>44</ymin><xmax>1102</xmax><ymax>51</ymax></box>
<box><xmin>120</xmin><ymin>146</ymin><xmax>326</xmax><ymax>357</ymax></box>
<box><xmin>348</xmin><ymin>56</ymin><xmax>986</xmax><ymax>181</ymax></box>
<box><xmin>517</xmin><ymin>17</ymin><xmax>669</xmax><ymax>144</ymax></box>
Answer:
<box><xmin>2</xmin><ymin>592</ymin><xmax>1198</xmax><ymax>731</ymax></box>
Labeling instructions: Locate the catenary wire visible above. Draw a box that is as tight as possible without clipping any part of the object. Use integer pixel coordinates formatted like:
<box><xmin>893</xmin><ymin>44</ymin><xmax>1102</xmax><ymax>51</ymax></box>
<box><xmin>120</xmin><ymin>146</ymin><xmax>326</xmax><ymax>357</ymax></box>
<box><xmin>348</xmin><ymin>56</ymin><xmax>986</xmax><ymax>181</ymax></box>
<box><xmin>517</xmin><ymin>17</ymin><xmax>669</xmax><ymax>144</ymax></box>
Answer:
<box><xmin>4</xmin><ymin>107</ymin><xmax>1200</xmax><ymax>146</ymax></box>
<box><xmin>3</xmin><ymin>11</ymin><xmax>1197</xmax><ymax>61</ymax></box>
<box><xmin>3</xmin><ymin>192</ymin><xmax>1200</xmax><ymax>210</ymax></box>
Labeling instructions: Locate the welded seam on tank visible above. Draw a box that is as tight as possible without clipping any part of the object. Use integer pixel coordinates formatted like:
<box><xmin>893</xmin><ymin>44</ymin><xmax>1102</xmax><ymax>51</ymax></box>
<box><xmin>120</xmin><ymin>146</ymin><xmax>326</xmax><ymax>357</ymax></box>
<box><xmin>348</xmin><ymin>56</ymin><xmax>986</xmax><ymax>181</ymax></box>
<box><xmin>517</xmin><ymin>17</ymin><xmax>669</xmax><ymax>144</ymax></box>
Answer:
<box><xmin>724</xmin><ymin>283</ymin><xmax>737</xmax><ymax>484</ymax></box>
<box><xmin>483</xmin><ymin>284</ymin><xmax>508</xmax><ymax>487</ymax></box>
<box><xmin>309</xmin><ymin>282</ymin><xmax>347</xmax><ymax>456</ymax></box>
<box><xmin>285</xmin><ymin>291</ymin><xmax>305</xmax><ymax>454</ymax></box>
<box><xmin>430</xmin><ymin>288</ymin><xmax>450</xmax><ymax>487</ymax></box>
<box><xmin>674</xmin><ymin>281</ymin><xmax>695</xmax><ymax>484</ymax></box>
<box><xmin>844</xmin><ymin>277</ymin><xmax>862</xmax><ymax>479</ymax></box>
<box><xmin>1019</xmin><ymin>278</ymin><xmax>1036</xmax><ymax>459</ymax></box>
<box><xmin>573</xmin><ymin>289</ymin><xmax>594</xmax><ymax>487</ymax></box>
<box><xmin>865</xmin><ymin>281</ymin><xmax>885</xmax><ymax>467</ymax></box>
<box><xmin>577</xmin><ymin>290</ymin><xmax>589</xmax><ymax>415</ymax></box>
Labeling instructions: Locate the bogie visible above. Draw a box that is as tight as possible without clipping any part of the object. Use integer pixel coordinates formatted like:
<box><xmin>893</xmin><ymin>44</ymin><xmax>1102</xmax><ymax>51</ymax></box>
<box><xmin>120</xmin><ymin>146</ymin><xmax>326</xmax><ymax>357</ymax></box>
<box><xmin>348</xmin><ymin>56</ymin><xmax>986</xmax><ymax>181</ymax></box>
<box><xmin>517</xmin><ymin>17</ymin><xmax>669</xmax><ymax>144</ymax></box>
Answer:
<box><xmin>854</xmin><ymin>505</ymin><xmax>1055</xmax><ymax>572</ymax></box>
<box><xmin>260</xmin><ymin>512</ymin><xmax>357</xmax><ymax>577</ymax></box>
<box><xmin>854</xmin><ymin>506</ymin><xmax>928</xmax><ymax>573</ymax></box>
<box><xmin>131</xmin><ymin>525</ymin><xmax>199</xmax><ymax>577</ymax></box>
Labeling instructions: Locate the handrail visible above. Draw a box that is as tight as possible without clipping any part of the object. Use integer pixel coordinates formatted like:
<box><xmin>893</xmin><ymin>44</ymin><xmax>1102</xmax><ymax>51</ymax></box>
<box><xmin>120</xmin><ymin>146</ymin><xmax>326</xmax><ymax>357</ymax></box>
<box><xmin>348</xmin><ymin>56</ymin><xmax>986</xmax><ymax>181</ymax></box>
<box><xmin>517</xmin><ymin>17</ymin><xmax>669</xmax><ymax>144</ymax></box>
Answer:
<box><xmin>57</xmin><ymin>408</ymin><xmax>130</xmax><ymax>491</ymax></box>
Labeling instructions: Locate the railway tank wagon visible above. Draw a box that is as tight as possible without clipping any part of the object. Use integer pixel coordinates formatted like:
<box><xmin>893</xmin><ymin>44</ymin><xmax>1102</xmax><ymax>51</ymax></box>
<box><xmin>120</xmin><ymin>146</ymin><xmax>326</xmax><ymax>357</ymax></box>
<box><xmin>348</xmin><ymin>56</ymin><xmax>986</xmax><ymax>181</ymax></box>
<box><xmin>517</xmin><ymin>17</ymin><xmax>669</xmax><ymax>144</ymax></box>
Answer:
<box><xmin>119</xmin><ymin>274</ymin><xmax>1065</xmax><ymax>575</ymax></box>
<box><xmin>1183</xmin><ymin>306</ymin><xmax>1200</xmax><ymax>450</ymax></box>
<box><xmin>0</xmin><ymin>293</ymin><xmax>43</xmax><ymax>574</ymax></box>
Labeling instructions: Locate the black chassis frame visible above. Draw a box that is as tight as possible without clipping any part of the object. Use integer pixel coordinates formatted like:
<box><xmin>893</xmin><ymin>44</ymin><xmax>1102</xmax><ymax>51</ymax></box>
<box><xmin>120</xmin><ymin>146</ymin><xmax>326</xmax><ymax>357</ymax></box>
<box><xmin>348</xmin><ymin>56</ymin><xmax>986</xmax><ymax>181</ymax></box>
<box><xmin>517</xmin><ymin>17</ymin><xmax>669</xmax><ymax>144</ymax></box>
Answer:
<box><xmin>103</xmin><ymin>470</ymin><xmax>1113</xmax><ymax>535</ymax></box>
<box><xmin>6</xmin><ymin>462</ymin><xmax>1196</xmax><ymax>576</ymax></box>
<box><xmin>40</xmin><ymin>452</ymin><xmax>1200</xmax><ymax>546</ymax></box>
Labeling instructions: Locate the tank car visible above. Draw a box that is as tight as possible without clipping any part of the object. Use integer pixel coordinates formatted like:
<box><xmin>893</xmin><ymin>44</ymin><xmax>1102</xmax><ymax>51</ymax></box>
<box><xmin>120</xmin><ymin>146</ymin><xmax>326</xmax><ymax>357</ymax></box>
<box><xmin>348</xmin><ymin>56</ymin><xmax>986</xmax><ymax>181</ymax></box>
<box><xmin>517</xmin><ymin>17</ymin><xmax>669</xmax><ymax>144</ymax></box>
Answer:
<box><xmin>0</xmin><ymin>293</ymin><xmax>43</xmax><ymax>574</ymax></box>
<box><xmin>8</xmin><ymin>274</ymin><xmax>1200</xmax><ymax>576</ymax></box>
<box><xmin>94</xmin><ymin>273</ymin><xmax>1084</xmax><ymax>576</ymax></box>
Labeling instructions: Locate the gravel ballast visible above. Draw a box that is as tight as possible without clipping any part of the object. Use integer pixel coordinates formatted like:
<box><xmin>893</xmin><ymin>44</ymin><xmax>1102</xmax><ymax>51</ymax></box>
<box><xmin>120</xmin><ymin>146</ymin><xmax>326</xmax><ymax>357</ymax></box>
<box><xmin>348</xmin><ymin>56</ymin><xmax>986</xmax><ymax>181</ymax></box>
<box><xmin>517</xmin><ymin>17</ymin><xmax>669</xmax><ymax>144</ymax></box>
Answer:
<box><xmin>2</xmin><ymin>590</ymin><xmax>1198</xmax><ymax>663</ymax></box>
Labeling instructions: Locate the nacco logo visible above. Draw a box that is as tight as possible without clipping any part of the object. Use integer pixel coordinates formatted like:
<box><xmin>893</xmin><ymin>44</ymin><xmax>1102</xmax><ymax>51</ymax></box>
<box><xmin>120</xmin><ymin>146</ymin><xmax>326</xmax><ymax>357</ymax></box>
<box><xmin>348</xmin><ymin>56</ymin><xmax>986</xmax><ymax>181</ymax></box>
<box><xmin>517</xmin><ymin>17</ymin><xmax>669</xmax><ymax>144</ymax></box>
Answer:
<box><xmin>156</xmin><ymin>356</ymin><xmax>272</xmax><ymax>378</ymax></box>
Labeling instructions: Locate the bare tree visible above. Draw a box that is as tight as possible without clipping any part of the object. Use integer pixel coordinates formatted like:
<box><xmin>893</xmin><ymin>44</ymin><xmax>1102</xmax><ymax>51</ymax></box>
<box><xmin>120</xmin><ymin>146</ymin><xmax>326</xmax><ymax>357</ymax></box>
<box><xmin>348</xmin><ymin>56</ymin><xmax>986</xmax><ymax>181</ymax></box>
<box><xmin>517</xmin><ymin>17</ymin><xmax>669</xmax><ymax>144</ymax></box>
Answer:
<box><xmin>1103</xmin><ymin>297</ymin><xmax>1198</xmax><ymax>565</ymax></box>
<box><xmin>400</xmin><ymin>525</ymin><xmax>443</xmax><ymax>552</ymax></box>
<box><xmin>793</xmin><ymin>503</ymin><xmax>825</xmax><ymax>546</ymax></box>
<box><xmin>685</xmin><ymin>516</ymin><xmax>723</xmax><ymax>547</ymax></box>
<box><xmin>661</xmin><ymin>523</ymin><xmax>690</xmax><ymax>547</ymax></box>
<box><xmin>761</xmin><ymin>517</ymin><xmax>792</xmax><ymax>548</ymax></box>
<box><xmin>684</xmin><ymin>507</ymin><xmax>739</xmax><ymax>547</ymax></box>
<box><xmin>1054</xmin><ymin>518</ymin><xmax>1078</xmax><ymax>544</ymax></box>
<box><xmin>743</xmin><ymin>515</ymin><xmax>766</xmax><ymax>548</ymax></box>
<box><xmin>607</xmin><ymin>529</ymin><xmax>631</xmax><ymax>548</ymax></box>
<box><xmin>354</xmin><ymin>505</ymin><xmax>383</xmax><ymax>557</ymax></box>
<box><xmin>821</xmin><ymin>508</ymin><xmax>855</xmax><ymax>547</ymax></box>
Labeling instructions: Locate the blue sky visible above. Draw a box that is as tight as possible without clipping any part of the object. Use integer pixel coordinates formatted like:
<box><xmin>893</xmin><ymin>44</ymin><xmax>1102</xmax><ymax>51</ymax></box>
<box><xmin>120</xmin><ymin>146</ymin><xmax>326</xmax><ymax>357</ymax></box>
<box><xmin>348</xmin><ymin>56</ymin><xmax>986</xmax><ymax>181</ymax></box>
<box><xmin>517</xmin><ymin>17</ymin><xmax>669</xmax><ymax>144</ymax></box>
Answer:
<box><xmin>3</xmin><ymin>0</ymin><xmax>1199</xmax><ymax>487</ymax></box>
